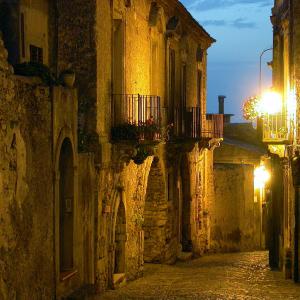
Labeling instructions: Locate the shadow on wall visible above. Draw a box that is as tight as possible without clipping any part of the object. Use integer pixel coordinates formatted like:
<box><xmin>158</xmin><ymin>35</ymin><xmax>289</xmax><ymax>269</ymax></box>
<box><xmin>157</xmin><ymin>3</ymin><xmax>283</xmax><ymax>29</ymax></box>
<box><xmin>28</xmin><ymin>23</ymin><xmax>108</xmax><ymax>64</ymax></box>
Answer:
<box><xmin>0</xmin><ymin>1</ymin><xmax>20</xmax><ymax>65</ymax></box>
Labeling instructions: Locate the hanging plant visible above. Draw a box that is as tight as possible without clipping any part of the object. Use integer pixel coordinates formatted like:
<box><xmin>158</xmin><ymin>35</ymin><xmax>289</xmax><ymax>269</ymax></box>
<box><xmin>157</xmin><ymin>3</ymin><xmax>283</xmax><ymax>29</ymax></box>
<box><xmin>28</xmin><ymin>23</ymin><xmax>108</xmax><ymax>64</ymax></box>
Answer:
<box><xmin>132</xmin><ymin>145</ymin><xmax>151</xmax><ymax>165</ymax></box>
<box><xmin>242</xmin><ymin>96</ymin><xmax>260</xmax><ymax>120</ymax></box>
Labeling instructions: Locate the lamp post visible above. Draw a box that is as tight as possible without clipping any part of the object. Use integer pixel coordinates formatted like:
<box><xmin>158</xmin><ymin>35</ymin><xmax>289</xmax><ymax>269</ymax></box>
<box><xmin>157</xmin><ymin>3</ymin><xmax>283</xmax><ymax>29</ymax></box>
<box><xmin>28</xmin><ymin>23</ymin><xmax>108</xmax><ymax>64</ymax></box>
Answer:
<box><xmin>259</xmin><ymin>48</ymin><xmax>273</xmax><ymax>96</ymax></box>
<box><xmin>257</xmin><ymin>47</ymin><xmax>273</xmax><ymax>140</ymax></box>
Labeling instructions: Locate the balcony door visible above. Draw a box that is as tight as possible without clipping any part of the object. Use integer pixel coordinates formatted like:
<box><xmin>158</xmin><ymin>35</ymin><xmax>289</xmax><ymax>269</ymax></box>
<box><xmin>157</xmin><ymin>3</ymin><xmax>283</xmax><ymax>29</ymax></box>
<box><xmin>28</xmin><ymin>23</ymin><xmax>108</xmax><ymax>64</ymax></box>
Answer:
<box><xmin>179</xmin><ymin>64</ymin><xmax>187</xmax><ymax>135</ymax></box>
<box><xmin>150</xmin><ymin>41</ymin><xmax>158</xmax><ymax>121</ymax></box>
<box><xmin>196</xmin><ymin>69</ymin><xmax>202</xmax><ymax>135</ymax></box>
<box><xmin>113</xmin><ymin>19</ymin><xmax>125</xmax><ymax>124</ymax></box>
<box><xmin>197</xmin><ymin>69</ymin><xmax>202</xmax><ymax>108</ymax></box>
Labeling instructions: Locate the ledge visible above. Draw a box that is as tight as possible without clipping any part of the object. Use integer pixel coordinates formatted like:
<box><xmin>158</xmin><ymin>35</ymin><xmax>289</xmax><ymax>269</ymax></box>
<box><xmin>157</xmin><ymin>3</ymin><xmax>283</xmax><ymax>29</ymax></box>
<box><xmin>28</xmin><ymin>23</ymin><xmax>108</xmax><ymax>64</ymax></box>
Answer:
<box><xmin>60</xmin><ymin>269</ymin><xmax>78</xmax><ymax>281</ymax></box>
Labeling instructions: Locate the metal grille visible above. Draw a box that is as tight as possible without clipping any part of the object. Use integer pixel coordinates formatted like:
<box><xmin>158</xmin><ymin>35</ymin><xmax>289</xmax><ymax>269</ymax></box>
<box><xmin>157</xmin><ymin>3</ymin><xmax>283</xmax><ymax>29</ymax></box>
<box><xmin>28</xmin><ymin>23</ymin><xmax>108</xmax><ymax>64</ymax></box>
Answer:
<box><xmin>263</xmin><ymin>113</ymin><xmax>293</xmax><ymax>143</ymax></box>
<box><xmin>174</xmin><ymin>107</ymin><xmax>223</xmax><ymax>139</ymax></box>
<box><xmin>111</xmin><ymin>94</ymin><xmax>161</xmax><ymax>141</ymax></box>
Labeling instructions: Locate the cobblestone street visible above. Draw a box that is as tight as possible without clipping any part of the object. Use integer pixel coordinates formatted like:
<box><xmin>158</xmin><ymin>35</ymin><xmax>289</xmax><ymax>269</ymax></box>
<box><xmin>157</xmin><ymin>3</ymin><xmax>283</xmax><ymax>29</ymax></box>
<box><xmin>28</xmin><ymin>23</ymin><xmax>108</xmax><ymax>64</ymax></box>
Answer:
<box><xmin>96</xmin><ymin>252</ymin><xmax>300</xmax><ymax>300</ymax></box>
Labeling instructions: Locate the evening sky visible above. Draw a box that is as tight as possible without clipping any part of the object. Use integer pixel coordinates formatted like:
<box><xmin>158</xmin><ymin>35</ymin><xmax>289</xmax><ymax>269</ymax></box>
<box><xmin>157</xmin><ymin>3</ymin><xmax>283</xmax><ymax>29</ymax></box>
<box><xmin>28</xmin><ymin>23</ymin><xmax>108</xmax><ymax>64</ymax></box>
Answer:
<box><xmin>181</xmin><ymin>0</ymin><xmax>274</xmax><ymax>121</ymax></box>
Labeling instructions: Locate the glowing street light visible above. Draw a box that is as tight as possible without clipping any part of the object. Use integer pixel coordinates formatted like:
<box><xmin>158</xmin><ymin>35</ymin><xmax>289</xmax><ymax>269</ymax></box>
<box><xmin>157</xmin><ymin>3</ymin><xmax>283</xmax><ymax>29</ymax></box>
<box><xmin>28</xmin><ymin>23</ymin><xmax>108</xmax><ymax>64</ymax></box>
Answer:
<box><xmin>256</xmin><ymin>90</ymin><xmax>282</xmax><ymax>115</ymax></box>
<box><xmin>254</xmin><ymin>165</ymin><xmax>270</xmax><ymax>189</ymax></box>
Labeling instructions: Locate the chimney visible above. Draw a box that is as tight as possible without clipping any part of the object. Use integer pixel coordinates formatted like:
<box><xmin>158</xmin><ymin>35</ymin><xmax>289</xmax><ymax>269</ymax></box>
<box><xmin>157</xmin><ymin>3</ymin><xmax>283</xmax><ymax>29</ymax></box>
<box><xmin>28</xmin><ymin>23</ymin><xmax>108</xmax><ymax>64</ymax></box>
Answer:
<box><xmin>218</xmin><ymin>95</ymin><xmax>226</xmax><ymax>114</ymax></box>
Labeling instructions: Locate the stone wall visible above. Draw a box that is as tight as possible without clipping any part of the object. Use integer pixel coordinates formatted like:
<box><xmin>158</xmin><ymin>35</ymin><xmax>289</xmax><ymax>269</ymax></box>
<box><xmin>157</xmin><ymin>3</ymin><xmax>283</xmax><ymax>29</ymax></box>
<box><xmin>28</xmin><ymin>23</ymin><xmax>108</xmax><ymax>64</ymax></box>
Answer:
<box><xmin>187</xmin><ymin>147</ymin><xmax>214</xmax><ymax>255</ymax></box>
<box><xmin>0</xmin><ymin>35</ymin><xmax>54</xmax><ymax>299</ymax></box>
<box><xmin>78</xmin><ymin>153</ymin><xmax>96</xmax><ymax>285</ymax></box>
<box><xmin>0</xmin><ymin>31</ymin><xmax>93</xmax><ymax>299</ymax></box>
<box><xmin>212</xmin><ymin>163</ymin><xmax>261</xmax><ymax>252</ymax></box>
<box><xmin>57</xmin><ymin>0</ymin><xmax>98</xmax><ymax>152</ymax></box>
<box><xmin>144</xmin><ymin>157</ymin><xmax>176</xmax><ymax>264</ymax></box>
<box><xmin>95</xmin><ymin>156</ymin><xmax>154</xmax><ymax>291</ymax></box>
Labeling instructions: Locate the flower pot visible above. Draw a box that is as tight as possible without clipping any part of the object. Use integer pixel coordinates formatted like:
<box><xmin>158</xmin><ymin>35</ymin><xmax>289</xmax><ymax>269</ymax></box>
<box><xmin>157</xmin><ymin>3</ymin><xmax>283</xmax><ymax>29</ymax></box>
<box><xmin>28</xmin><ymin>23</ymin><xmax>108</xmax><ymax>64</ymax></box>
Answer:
<box><xmin>62</xmin><ymin>73</ymin><xmax>75</xmax><ymax>88</ymax></box>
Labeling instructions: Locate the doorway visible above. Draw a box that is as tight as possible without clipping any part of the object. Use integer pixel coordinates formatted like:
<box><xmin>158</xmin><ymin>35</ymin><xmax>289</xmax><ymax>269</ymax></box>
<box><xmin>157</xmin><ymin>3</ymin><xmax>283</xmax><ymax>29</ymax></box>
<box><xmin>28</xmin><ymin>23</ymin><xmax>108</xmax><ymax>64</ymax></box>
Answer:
<box><xmin>114</xmin><ymin>200</ymin><xmax>126</xmax><ymax>274</ymax></box>
<box><xmin>59</xmin><ymin>138</ymin><xmax>74</xmax><ymax>273</ymax></box>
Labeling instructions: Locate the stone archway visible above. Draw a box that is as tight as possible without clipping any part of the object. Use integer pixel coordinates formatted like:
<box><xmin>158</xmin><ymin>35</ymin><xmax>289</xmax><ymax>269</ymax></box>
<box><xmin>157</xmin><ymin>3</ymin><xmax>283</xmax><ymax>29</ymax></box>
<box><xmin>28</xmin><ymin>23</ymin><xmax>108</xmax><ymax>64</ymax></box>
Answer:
<box><xmin>114</xmin><ymin>199</ymin><xmax>126</xmax><ymax>275</ymax></box>
<box><xmin>143</xmin><ymin>157</ymin><xmax>169</xmax><ymax>263</ymax></box>
<box><xmin>58</xmin><ymin>138</ymin><xmax>74</xmax><ymax>273</ymax></box>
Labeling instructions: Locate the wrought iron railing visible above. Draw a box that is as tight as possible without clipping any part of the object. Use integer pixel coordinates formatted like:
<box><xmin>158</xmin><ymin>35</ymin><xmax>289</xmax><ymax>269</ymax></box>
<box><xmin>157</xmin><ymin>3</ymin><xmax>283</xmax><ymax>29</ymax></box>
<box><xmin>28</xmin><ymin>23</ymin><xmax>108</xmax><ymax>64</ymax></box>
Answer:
<box><xmin>262</xmin><ymin>113</ymin><xmax>293</xmax><ymax>144</ymax></box>
<box><xmin>111</xmin><ymin>94</ymin><xmax>161</xmax><ymax>141</ymax></box>
<box><xmin>174</xmin><ymin>107</ymin><xmax>224</xmax><ymax>140</ymax></box>
<box><xmin>204</xmin><ymin>114</ymin><xmax>224</xmax><ymax>139</ymax></box>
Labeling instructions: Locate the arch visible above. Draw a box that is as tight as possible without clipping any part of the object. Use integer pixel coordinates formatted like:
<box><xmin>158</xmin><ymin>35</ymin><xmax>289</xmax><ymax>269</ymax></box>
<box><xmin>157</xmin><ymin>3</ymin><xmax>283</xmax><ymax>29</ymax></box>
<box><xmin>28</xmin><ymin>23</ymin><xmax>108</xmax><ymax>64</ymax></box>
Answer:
<box><xmin>58</xmin><ymin>138</ymin><xmax>74</xmax><ymax>272</ymax></box>
<box><xmin>114</xmin><ymin>199</ymin><xmax>126</xmax><ymax>274</ymax></box>
<box><xmin>54</xmin><ymin>126</ymin><xmax>76</xmax><ymax>172</ymax></box>
<box><xmin>107</xmin><ymin>190</ymin><xmax>127</xmax><ymax>285</ymax></box>
<box><xmin>143</xmin><ymin>157</ymin><xmax>168</xmax><ymax>263</ymax></box>
<box><xmin>166</xmin><ymin>15</ymin><xmax>182</xmax><ymax>37</ymax></box>
<box><xmin>149</xmin><ymin>1</ymin><xmax>166</xmax><ymax>33</ymax></box>
<box><xmin>149</xmin><ymin>2</ymin><xmax>159</xmax><ymax>26</ymax></box>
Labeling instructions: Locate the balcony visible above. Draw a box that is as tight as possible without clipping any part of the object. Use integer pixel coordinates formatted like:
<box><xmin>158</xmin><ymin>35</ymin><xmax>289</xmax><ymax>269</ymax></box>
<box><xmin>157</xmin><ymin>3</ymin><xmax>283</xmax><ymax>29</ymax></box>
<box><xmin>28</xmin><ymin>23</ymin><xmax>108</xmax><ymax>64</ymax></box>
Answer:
<box><xmin>262</xmin><ymin>113</ymin><xmax>294</xmax><ymax>144</ymax></box>
<box><xmin>205</xmin><ymin>114</ymin><xmax>224</xmax><ymax>139</ymax></box>
<box><xmin>174</xmin><ymin>107</ymin><xmax>223</xmax><ymax>140</ymax></box>
<box><xmin>111</xmin><ymin>94</ymin><xmax>162</xmax><ymax>142</ymax></box>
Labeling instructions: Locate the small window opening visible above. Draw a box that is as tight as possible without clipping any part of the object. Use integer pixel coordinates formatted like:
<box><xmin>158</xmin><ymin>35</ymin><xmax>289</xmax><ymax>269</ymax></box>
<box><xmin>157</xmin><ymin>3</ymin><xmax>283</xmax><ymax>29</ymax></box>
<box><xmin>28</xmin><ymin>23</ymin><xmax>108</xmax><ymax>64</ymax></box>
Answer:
<box><xmin>30</xmin><ymin>45</ymin><xmax>43</xmax><ymax>63</ymax></box>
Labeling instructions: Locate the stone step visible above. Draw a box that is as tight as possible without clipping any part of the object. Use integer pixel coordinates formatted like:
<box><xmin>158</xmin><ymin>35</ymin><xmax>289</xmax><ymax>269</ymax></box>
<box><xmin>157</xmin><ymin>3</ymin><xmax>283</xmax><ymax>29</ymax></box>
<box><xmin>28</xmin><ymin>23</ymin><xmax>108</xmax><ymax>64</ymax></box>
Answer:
<box><xmin>177</xmin><ymin>251</ymin><xmax>193</xmax><ymax>262</ymax></box>
<box><xmin>113</xmin><ymin>273</ymin><xmax>127</xmax><ymax>289</ymax></box>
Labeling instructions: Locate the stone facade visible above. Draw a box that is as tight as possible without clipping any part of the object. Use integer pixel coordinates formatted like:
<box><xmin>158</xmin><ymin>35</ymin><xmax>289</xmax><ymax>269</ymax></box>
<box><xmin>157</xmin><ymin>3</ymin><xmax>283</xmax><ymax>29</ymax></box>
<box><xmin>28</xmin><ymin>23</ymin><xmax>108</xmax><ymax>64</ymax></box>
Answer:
<box><xmin>0</xmin><ymin>0</ymin><xmax>222</xmax><ymax>299</ymax></box>
<box><xmin>265</xmin><ymin>0</ymin><xmax>300</xmax><ymax>281</ymax></box>
<box><xmin>0</xmin><ymin>37</ymin><xmax>53</xmax><ymax>299</ymax></box>
<box><xmin>212</xmin><ymin>124</ymin><xmax>267</xmax><ymax>253</ymax></box>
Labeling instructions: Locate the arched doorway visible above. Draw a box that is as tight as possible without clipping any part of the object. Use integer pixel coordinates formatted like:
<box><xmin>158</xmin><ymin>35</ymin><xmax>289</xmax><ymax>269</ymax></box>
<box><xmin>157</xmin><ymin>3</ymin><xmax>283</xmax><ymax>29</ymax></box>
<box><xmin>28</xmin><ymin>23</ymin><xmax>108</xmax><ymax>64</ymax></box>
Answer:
<box><xmin>59</xmin><ymin>138</ymin><xmax>74</xmax><ymax>273</ymax></box>
<box><xmin>114</xmin><ymin>200</ymin><xmax>126</xmax><ymax>274</ymax></box>
<box><xmin>143</xmin><ymin>157</ymin><xmax>169</xmax><ymax>263</ymax></box>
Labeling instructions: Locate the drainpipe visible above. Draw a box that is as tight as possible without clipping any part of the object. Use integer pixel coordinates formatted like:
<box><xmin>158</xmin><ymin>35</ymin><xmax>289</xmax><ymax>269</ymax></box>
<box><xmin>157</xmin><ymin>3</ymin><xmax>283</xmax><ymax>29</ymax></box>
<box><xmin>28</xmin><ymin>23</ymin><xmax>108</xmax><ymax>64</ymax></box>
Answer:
<box><xmin>53</xmin><ymin>2</ymin><xmax>58</xmax><ymax>298</ymax></box>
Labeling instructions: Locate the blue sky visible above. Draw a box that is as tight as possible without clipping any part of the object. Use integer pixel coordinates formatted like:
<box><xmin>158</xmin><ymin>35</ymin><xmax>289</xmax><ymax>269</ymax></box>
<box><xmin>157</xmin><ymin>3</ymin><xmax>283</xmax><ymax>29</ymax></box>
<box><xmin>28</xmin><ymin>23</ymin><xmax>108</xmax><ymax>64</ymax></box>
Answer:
<box><xmin>181</xmin><ymin>0</ymin><xmax>274</xmax><ymax>122</ymax></box>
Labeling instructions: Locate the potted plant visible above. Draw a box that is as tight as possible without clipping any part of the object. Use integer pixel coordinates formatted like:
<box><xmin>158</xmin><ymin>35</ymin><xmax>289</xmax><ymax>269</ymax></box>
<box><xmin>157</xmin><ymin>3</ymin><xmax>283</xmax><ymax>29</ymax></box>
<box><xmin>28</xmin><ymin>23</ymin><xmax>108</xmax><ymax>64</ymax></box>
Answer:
<box><xmin>144</xmin><ymin>116</ymin><xmax>160</xmax><ymax>141</ymax></box>
<box><xmin>60</xmin><ymin>67</ymin><xmax>75</xmax><ymax>88</ymax></box>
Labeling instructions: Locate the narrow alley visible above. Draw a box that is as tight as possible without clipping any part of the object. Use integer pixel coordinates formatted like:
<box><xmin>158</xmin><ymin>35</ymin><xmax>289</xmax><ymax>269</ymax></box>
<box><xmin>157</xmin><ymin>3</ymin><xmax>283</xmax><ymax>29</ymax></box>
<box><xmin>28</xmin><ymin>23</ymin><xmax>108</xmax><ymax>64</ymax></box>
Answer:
<box><xmin>3</xmin><ymin>1</ymin><xmax>300</xmax><ymax>299</ymax></box>
<box><xmin>96</xmin><ymin>252</ymin><xmax>300</xmax><ymax>300</ymax></box>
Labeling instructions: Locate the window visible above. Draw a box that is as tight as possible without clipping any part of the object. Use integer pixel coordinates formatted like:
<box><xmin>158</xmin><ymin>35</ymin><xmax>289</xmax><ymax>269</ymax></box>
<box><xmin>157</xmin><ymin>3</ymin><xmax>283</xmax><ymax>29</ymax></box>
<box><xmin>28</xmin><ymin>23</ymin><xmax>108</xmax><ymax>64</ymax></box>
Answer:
<box><xmin>169</xmin><ymin>49</ymin><xmax>176</xmax><ymax>121</ymax></box>
<box><xmin>196</xmin><ymin>46</ymin><xmax>203</xmax><ymax>62</ymax></box>
<box><xmin>181</xmin><ymin>64</ymin><xmax>187</xmax><ymax>108</ymax></box>
<box><xmin>30</xmin><ymin>45</ymin><xmax>43</xmax><ymax>63</ymax></box>
<box><xmin>197</xmin><ymin>70</ymin><xmax>202</xmax><ymax>108</ymax></box>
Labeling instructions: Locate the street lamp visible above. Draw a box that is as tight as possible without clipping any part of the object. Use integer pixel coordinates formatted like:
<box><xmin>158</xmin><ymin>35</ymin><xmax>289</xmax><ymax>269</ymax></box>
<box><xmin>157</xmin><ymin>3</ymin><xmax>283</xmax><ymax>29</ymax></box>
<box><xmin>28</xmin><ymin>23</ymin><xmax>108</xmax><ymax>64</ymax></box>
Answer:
<box><xmin>259</xmin><ymin>47</ymin><xmax>273</xmax><ymax>96</ymax></box>
<box><xmin>254</xmin><ymin>165</ymin><xmax>270</xmax><ymax>189</ymax></box>
<box><xmin>256</xmin><ymin>90</ymin><xmax>283</xmax><ymax>115</ymax></box>
<box><xmin>257</xmin><ymin>48</ymin><xmax>273</xmax><ymax>140</ymax></box>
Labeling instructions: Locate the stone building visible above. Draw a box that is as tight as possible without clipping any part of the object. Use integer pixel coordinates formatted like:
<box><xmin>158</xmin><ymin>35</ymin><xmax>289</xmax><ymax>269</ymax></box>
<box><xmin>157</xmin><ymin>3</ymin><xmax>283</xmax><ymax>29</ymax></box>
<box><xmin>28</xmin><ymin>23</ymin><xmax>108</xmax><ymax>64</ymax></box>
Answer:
<box><xmin>263</xmin><ymin>0</ymin><xmax>300</xmax><ymax>281</ymax></box>
<box><xmin>213</xmin><ymin>122</ymin><xmax>267</xmax><ymax>252</ymax></box>
<box><xmin>0</xmin><ymin>0</ymin><xmax>223</xmax><ymax>299</ymax></box>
